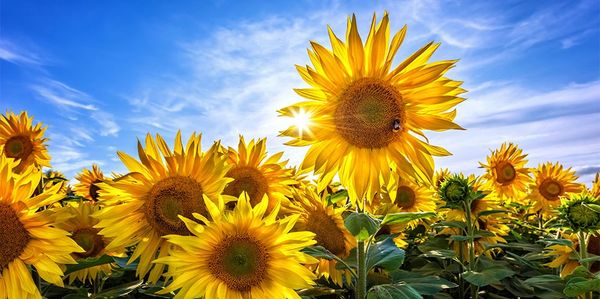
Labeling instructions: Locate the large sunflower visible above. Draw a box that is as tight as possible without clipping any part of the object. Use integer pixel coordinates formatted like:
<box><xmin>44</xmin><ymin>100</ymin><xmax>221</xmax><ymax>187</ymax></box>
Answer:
<box><xmin>154</xmin><ymin>194</ymin><xmax>317</xmax><ymax>299</ymax></box>
<box><xmin>94</xmin><ymin>132</ymin><xmax>231</xmax><ymax>283</ymax></box>
<box><xmin>0</xmin><ymin>156</ymin><xmax>82</xmax><ymax>298</ymax></box>
<box><xmin>0</xmin><ymin>111</ymin><xmax>50</xmax><ymax>172</ymax></box>
<box><xmin>278</xmin><ymin>13</ymin><xmax>465</xmax><ymax>203</ymax></box>
<box><xmin>286</xmin><ymin>186</ymin><xmax>355</xmax><ymax>286</ymax></box>
<box><xmin>54</xmin><ymin>201</ymin><xmax>122</xmax><ymax>284</ymax></box>
<box><xmin>480</xmin><ymin>142</ymin><xmax>532</xmax><ymax>202</ymax></box>
<box><xmin>528</xmin><ymin>162</ymin><xmax>583</xmax><ymax>216</ymax></box>
<box><xmin>222</xmin><ymin>136</ymin><xmax>295</xmax><ymax>211</ymax></box>
<box><xmin>74</xmin><ymin>164</ymin><xmax>105</xmax><ymax>201</ymax></box>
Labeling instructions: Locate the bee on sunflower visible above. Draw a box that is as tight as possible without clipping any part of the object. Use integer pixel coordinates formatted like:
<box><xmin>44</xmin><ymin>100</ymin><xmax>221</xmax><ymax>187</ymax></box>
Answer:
<box><xmin>0</xmin><ymin>155</ymin><xmax>83</xmax><ymax>298</ymax></box>
<box><xmin>278</xmin><ymin>12</ymin><xmax>465</xmax><ymax>204</ymax></box>
<box><xmin>74</xmin><ymin>164</ymin><xmax>106</xmax><ymax>202</ymax></box>
<box><xmin>480</xmin><ymin>142</ymin><xmax>532</xmax><ymax>203</ymax></box>
<box><xmin>0</xmin><ymin>111</ymin><xmax>51</xmax><ymax>172</ymax></box>
<box><xmin>154</xmin><ymin>194</ymin><xmax>317</xmax><ymax>299</ymax></box>
<box><xmin>221</xmin><ymin>136</ymin><xmax>295</xmax><ymax>211</ymax></box>
<box><xmin>528</xmin><ymin>162</ymin><xmax>583</xmax><ymax>217</ymax></box>
<box><xmin>94</xmin><ymin>132</ymin><xmax>231</xmax><ymax>283</ymax></box>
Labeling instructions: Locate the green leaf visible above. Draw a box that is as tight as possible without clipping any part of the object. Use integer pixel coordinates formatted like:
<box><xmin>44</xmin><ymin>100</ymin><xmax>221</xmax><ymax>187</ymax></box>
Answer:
<box><xmin>366</xmin><ymin>237</ymin><xmax>405</xmax><ymax>271</ymax></box>
<box><xmin>580</xmin><ymin>255</ymin><xmax>600</xmax><ymax>264</ymax></box>
<box><xmin>327</xmin><ymin>189</ymin><xmax>348</xmax><ymax>204</ymax></box>
<box><xmin>420</xmin><ymin>249</ymin><xmax>456</xmax><ymax>259</ymax></box>
<box><xmin>64</xmin><ymin>255</ymin><xmax>114</xmax><ymax>276</ymax></box>
<box><xmin>344</xmin><ymin>212</ymin><xmax>381</xmax><ymax>241</ymax></box>
<box><xmin>112</xmin><ymin>256</ymin><xmax>138</xmax><ymax>270</ymax></box>
<box><xmin>94</xmin><ymin>280</ymin><xmax>143</xmax><ymax>298</ymax></box>
<box><xmin>477</xmin><ymin>209</ymin><xmax>507</xmax><ymax>217</ymax></box>
<box><xmin>390</xmin><ymin>270</ymin><xmax>458</xmax><ymax>295</ymax></box>
<box><xmin>297</xmin><ymin>287</ymin><xmax>346</xmax><ymax>296</ymax></box>
<box><xmin>381</xmin><ymin>212</ymin><xmax>436</xmax><ymax>226</ymax></box>
<box><xmin>462</xmin><ymin>267</ymin><xmax>515</xmax><ymax>287</ymax></box>
<box><xmin>564</xmin><ymin>277</ymin><xmax>600</xmax><ymax>297</ymax></box>
<box><xmin>367</xmin><ymin>283</ymin><xmax>422</xmax><ymax>299</ymax></box>
<box><xmin>302</xmin><ymin>246</ymin><xmax>336</xmax><ymax>260</ymax></box>
<box><xmin>433</xmin><ymin>221</ymin><xmax>466</xmax><ymax>229</ymax></box>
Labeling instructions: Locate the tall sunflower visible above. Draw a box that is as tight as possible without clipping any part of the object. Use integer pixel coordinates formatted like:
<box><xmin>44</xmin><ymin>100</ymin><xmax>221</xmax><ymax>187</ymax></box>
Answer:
<box><xmin>74</xmin><ymin>164</ymin><xmax>105</xmax><ymax>201</ymax></box>
<box><xmin>480</xmin><ymin>142</ymin><xmax>532</xmax><ymax>202</ymax></box>
<box><xmin>54</xmin><ymin>201</ymin><xmax>122</xmax><ymax>284</ymax></box>
<box><xmin>528</xmin><ymin>162</ymin><xmax>583</xmax><ymax>216</ymax></box>
<box><xmin>222</xmin><ymin>136</ymin><xmax>295</xmax><ymax>211</ymax></box>
<box><xmin>379</xmin><ymin>172</ymin><xmax>437</xmax><ymax>229</ymax></box>
<box><xmin>278</xmin><ymin>13</ymin><xmax>465</xmax><ymax>203</ymax></box>
<box><xmin>0</xmin><ymin>111</ymin><xmax>51</xmax><ymax>172</ymax></box>
<box><xmin>94</xmin><ymin>132</ymin><xmax>231</xmax><ymax>283</ymax></box>
<box><xmin>0</xmin><ymin>156</ymin><xmax>82</xmax><ymax>298</ymax></box>
<box><xmin>154</xmin><ymin>194</ymin><xmax>317</xmax><ymax>299</ymax></box>
<box><xmin>286</xmin><ymin>186</ymin><xmax>355</xmax><ymax>286</ymax></box>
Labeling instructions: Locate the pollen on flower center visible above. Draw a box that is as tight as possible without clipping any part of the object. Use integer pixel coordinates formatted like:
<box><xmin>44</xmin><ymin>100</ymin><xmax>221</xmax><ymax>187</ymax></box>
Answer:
<box><xmin>145</xmin><ymin>176</ymin><xmax>206</xmax><ymax>235</ymax></box>
<box><xmin>396</xmin><ymin>185</ymin><xmax>416</xmax><ymax>209</ymax></box>
<box><xmin>208</xmin><ymin>235</ymin><xmax>269</xmax><ymax>292</ymax></box>
<box><xmin>0</xmin><ymin>204</ymin><xmax>30</xmax><ymax>270</ymax></box>
<box><xmin>4</xmin><ymin>135</ymin><xmax>33</xmax><ymax>160</ymax></box>
<box><xmin>540</xmin><ymin>179</ymin><xmax>563</xmax><ymax>201</ymax></box>
<box><xmin>89</xmin><ymin>179</ymin><xmax>102</xmax><ymax>201</ymax></box>
<box><xmin>224</xmin><ymin>167</ymin><xmax>269</xmax><ymax>206</ymax></box>
<box><xmin>305</xmin><ymin>210</ymin><xmax>346</xmax><ymax>256</ymax></box>
<box><xmin>335</xmin><ymin>78</ymin><xmax>405</xmax><ymax>149</ymax></box>
<box><xmin>495</xmin><ymin>162</ymin><xmax>516</xmax><ymax>184</ymax></box>
<box><xmin>72</xmin><ymin>227</ymin><xmax>104</xmax><ymax>259</ymax></box>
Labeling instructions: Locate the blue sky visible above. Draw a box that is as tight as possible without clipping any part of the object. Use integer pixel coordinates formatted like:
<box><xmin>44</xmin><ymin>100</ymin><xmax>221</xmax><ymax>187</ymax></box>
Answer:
<box><xmin>1</xmin><ymin>0</ymin><xmax>599</xmax><ymax>184</ymax></box>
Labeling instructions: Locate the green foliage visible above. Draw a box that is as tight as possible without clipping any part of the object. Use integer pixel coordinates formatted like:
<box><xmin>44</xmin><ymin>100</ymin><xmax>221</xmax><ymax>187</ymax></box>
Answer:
<box><xmin>367</xmin><ymin>283</ymin><xmax>422</xmax><ymax>299</ymax></box>
<box><xmin>344</xmin><ymin>212</ymin><xmax>381</xmax><ymax>241</ymax></box>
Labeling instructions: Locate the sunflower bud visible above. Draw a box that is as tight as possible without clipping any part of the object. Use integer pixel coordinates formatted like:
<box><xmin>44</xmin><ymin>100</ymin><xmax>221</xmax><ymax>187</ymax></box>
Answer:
<box><xmin>439</xmin><ymin>175</ymin><xmax>470</xmax><ymax>204</ymax></box>
<box><xmin>559</xmin><ymin>194</ymin><xmax>600</xmax><ymax>233</ymax></box>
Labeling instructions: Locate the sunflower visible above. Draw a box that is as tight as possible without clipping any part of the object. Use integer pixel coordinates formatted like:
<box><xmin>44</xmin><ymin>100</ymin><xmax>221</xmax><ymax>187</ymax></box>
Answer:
<box><xmin>94</xmin><ymin>132</ymin><xmax>231</xmax><ymax>283</ymax></box>
<box><xmin>545</xmin><ymin>234</ymin><xmax>580</xmax><ymax>277</ymax></box>
<box><xmin>528</xmin><ymin>162</ymin><xmax>583</xmax><ymax>217</ymax></box>
<box><xmin>222</xmin><ymin>136</ymin><xmax>295</xmax><ymax>211</ymax></box>
<box><xmin>480</xmin><ymin>142</ymin><xmax>532</xmax><ymax>202</ymax></box>
<box><xmin>591</xmin><ymin>173</ymin><xmax>600</xmax><ymax>199</ymax></box>
<box><xmin>441</xmin><ymin>215</ymin><xmax>509</xmax><ymax>259</ymax></box>
<box><xmin>0</xmin><ymin>156</ymin><xmax>82</xmax><ymax>298</ymax></box>
<box><xmin>433</xmin><ymin>168</ymin><xmax>452</xmax><ymax>190</ymax></box>
<box><xmin>278</xmin><ymin>12</ymin><xmax>465</xmax><ymax>204</ymax></box>
<box><xmin>154</xmin><ymin>194</ymin><xmax>317</xmax><ymax>299</ymax></box>
<box><xmin>43</xmin><ymin>170</ymin><xmax>69</xmax><ymax>195</ymax></box>
<box><xmin>286</xmin><ymin>186</ymin><xmax>355</xmax><ymax>286</ymax></box>
<box><xmin>74</xmin><ymin>164</ymin><xmax>105</xmax><ymax>201</ymax></box>
<box><xmin>0</xmin><ymin>111</ymin><xmax>51</xmax><ymax>172</ymax></box>
<box><xmin>54</xmin><ymin>201</ymin><xmax>122</xmax><ymax>284</ymax></box>
<box><xmin>379</xmin><ymin>172</ymin><xmax>437</xmax><ymax>229</ymax></box>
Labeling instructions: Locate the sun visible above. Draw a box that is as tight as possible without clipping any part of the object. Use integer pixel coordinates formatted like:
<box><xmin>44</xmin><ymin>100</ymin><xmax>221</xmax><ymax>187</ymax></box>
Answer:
<box><xmin>278</xmin><ymin>12</ymin><xmax>465</xmax><ymax>204</ymax></box>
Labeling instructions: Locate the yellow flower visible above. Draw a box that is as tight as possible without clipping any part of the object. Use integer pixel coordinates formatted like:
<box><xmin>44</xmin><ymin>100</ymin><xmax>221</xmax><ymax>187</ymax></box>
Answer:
<box><xmin>74</xmin><ymin>164</ymin><xmax>105</xmax><ymax>201</ymax></box>
<box><xmin>591</xmin><ymin>173</ymin><xmax>600</xmax><ymax>199</ymax></box>
<box><xmin>286</xmin><ymin>186</ymin><xmax>355</xmax><ymax>286</ymax></box>
<box><xmin>154</xmin><ymin>194</ymin><xmax>317</xmax><ymax>299</ymax></box>
<box><xmin>94</xmin><ymin>132</ymin><xmax>231</xmax><ymax>283</ymax></box>
<box><xmin>433</xmin><ymin>168</ymin><xmax>452</xmax><ymax>190</ymax></box>
<box><xmin>278</xmin><ymin>13</ymin><xmax>465</xmax><ymax>203</ymax></box>
<box><xmin>0</xmin><ymin>111</ymin><xmax>50</xmax><ymax>172</ymax></box>
<box><xmin>222</xmin><ymin>136</ymin><xmax>295</xmax><ymax>211</ymax></box>
<box><xmin>441</xmin><ymin>215</ymin><xmax>509</xmax><ymax>259</ymax></box>
<box><xmin>545</xmin><ymin>234</ymin><xmax>580</xmax><ymax>277</ymax></box>
<box><xmin>0</xmin><ymin>156</ymin><xmax>82</xmax><ymax>298</ymax></box>
<box><xmin>480</xmin><ymin>142</ymin><xmax>532</xmax><ymax>202</ymax></box>
<box><xmin>43</xmin><ymin>170</ymin><xmax>69</xmax><ymax>195</ymax></box>
<box><xmin>54</xmin><ymin>201</ymin><xmax>122</xmax><ymax>284</ymax></box>
<box><xmin>529</xmin><ymin>162</ymin><xmax>583</xmax><ymax>217</ymax></box>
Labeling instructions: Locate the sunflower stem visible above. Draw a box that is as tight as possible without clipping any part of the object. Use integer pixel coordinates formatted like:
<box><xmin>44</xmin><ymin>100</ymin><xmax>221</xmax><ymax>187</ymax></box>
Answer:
<box><xmin>356</xmin><ymin>239</ymin><xmax>367</xmax><ymax>299</ymax></box>
<box><xmin>463</xmin><ymin>201</ymin><xmax>477</xmax><ymax>299</ymax></box>
<box><xmin>578</xmin><ymin>231</ymin><xmax>592</xmax><ymax>299</ymax></box>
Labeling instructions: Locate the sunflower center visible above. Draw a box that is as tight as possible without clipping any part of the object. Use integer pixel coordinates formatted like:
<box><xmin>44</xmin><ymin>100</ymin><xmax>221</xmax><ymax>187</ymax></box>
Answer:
<box><xmin>305</xmin><ymin>210</ymin><xmax>347</xmax><ymax>256</ymax></box>
<box><xmin>89</xmin><ymin>179</ymin><xmax>102</xmax><ymax>201</ymax></box>
<box><xmin>224</xmin><ymin>167</ymin><xmax>269</xmax><ymax>206</ymax></box>
<box><xmin>145</xmin><ymin>176</ymin><xmax>206</xmax><ymax>235</ymax></box>
<box><xmin>540</xmin><ymin>179</ymin><xmax>563</xmax><ymax>201</ymax></box>
<box><xmin>395</xmin><ymin>185</ymin><xmax>416</xmax><ymax>209</ymax></box>
<box><xmin>335</xmin><ymin>78</ymin><xmax>404</xmax><ymax>149</ymax></box>
<box><xmin>0</xmin><ymin>204</ymin><xmax>30</xmax><ymax>270</ymax></box>
<box><xmin>495</xmin><ymin>162</ymin><xmax>516</xmax><ymax>184</ymax></box>
<box><xmin>4</xmin><ymin>136</ymin><xmax>34</xmax><ymax>160</ymax></box>
<box><xmin>208</xmin><ymin>235</ymin><xmax>269</xmax><ymax>292</ymax></box>
<box><xmin>72</xmin><ymin>227</ymin><xmax>105</xmax><ymax>259</ymax></box>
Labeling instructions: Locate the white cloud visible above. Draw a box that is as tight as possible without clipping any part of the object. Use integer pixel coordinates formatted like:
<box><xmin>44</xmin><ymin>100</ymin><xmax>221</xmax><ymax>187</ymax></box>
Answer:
<box><xmin>0</xmin><ymin>39</ymin><xmax>44</xmax><ymax>66</ymax></box>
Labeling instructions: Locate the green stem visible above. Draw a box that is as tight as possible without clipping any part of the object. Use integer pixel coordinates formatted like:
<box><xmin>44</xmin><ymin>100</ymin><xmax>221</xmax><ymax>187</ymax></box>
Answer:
<box><xmin>356</xmin><ymin>240</ymin><xmax>367</xmax><ymax>299</ymax></box>
<box><xmin>578</xmin><ymin>232</ymin><xmax>592</xmax><ymax>299</ymax></box>
<box><xmin>463</xmin><ymin>201</ymin><xmax>477</xmax><ymax>299</ymax></box>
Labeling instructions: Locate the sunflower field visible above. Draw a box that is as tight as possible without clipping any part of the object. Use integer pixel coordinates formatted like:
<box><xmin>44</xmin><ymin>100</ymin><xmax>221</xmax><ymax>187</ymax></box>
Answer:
<box><xmin>2</xmin><ymin>12</ymin><xmax>600</xmax><ymax>299</ymax></box>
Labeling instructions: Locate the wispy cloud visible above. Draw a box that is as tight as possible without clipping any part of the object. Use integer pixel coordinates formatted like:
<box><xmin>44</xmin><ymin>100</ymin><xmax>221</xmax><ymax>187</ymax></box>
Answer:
<box><xmin>31</xmin><ymin>79</ymin><xmax>98</xmax><ymax>111</ymax></box>
<box><xmin>0</xmin><ymin>38</ymin><xmax>45</xmax><ymax>66</ymax></box>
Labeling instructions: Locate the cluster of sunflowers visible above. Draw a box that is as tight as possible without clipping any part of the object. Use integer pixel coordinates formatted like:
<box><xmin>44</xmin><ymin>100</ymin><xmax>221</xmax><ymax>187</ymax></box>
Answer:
<box><xmin>1</xmin><ymin>12</ymin><xmax>599</xmax><ymax>299</ymax></box>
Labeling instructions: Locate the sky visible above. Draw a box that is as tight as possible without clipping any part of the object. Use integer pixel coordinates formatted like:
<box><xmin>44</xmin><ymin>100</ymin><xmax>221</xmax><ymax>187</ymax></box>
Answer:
<box><xmin>1</xmin><ymin>0</ymin><xmax>599</xmax><ymax>184</ymax></box>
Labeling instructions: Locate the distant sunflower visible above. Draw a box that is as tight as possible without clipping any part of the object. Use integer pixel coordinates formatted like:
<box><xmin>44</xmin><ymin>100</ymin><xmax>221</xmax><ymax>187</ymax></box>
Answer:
<box><xmin>528</xmin><ymin>162</ymin><xmax>583</xmax><ymax>216</ymax></box>
<box><xmin>0</xmin><ymin>155</ymin><xmax>82</xmax><ymax>298</ymax></box>
<box><xmin>287</xmin><ymin>187</ymin><xmax>355</xmax><ymax>286</ymax></box>
<box><xmin>480</xmin><ymin>142</ymin><xmax>532</xmax><ymax>202</ymax></box>
<box><xmin>0</xmin><ymin>111</ymin><xmax>50</xmax><ymax>172</ymax></box>
<box><xmin>94</xmin><ymin>132</ymin><xmax>231</xmax><ymax>283</ymax></box>
<box><xmin>55</xmin><ymin>201</ymin><xmax>122</xmax><ymax>284</ymax></box>
<box><xmin>592</xmin><ymin>173</ymin><xmax>600</xmax><ymax>199</ymax></box>
<box><xmin>441</xmin><ymin>215</ymin><xmax>509</xmax><ymax>259</ymax></box>
<box><xmin>278</xmin><ymin>13</ymin><xmax>465</xmax><ymax>204</ymax></box>
<box><xmin>380</xmin><ymin>172</ymin><xmax>437</xmax><ymax>228</ymax></box>
<box><xmin>222</xmin><ymin>136</ymin><xmax>295</xmax><ymax>211</ymax></box>
<box><xmin>154</xmin><ymin>194</ymin><xmax>317</xmax><ymax>299</ymax></box>
<box><xmin>44</xmin><ymin>170</ymin><xmax>69</xmax><ymax>195</ymax></box>
<box><xmin>74</xmin><ymin>164</ymin><xmax>105</xmax><ymax>201</ymax></box>
<box><xmin>433</xmin><ymin>168</ymin><xmax>452</xmax><ymax>190</ymax></box>
<box><xmin>545</xmin><ymin>234</ymin><xmax>580</xmax><ymax>277</ymax></box>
